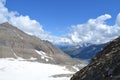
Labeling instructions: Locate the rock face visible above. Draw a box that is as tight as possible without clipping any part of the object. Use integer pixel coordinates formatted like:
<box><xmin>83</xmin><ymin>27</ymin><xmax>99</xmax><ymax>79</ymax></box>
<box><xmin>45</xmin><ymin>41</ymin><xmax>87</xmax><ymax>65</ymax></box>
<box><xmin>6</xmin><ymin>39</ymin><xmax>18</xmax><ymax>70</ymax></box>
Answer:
<box><xmin>71</xmin><ymin>37</ymin><xmax>120</xmax><ymax>80</ymax></box>
<box><xmin>0</xmin><ymin>22</ymin><xmax>77</xmax><ymax>65</ymax></box>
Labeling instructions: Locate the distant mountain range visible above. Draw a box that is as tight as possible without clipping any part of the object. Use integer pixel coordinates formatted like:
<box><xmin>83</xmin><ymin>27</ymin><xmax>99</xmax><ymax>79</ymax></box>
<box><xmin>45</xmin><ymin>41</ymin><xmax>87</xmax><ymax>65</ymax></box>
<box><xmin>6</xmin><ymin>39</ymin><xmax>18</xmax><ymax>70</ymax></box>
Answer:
<box><xmin>58</xmin><ymin>43</ymin><xmax>105</xmax><ymax>60</ymax></box>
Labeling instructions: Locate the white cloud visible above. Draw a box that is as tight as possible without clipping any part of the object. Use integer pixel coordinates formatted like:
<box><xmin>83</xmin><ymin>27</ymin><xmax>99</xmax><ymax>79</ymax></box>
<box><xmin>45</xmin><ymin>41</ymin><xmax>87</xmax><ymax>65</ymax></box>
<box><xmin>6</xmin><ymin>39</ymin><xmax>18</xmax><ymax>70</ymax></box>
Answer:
<box><xmin>66</xmin><ymin>14</ymin><xmax>120</xmax><ymax>44</ymax></box>
<box><xmin>116</xmin><ymin>13</ymin><xmax>120</xmax><ymax>26</ymax></box>
<box><xmin>0</xmin><ymin>0</ymin><xmax>120</xmax><ymax>45</ymax></box>
<box><xmin>0</xmin><ymin>0</ymin><xmax>72</xmax><ymax>44</ymax></box>
<box><xmin>0</xmin><ymin>0</ymin><xmax>50</xmax><ymax>40</ymax></box>
<box><xmin>39</xmin><ymin>13</ymin><xmax>120</xmax><ymax>45</ymax></box>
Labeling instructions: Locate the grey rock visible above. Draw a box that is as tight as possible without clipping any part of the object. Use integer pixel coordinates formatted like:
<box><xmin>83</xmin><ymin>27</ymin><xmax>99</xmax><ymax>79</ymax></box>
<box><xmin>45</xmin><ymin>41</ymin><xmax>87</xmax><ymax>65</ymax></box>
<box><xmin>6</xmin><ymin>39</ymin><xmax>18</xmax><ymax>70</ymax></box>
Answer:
<box><xmin>71</xmin><ymin>37</ymin><xmax>120</xmax><ymax>80</ymax></box>
<box><xmin>0</xmin><ymin>22</ymin><xmax>78</xmax><ymax>65</ymax></box>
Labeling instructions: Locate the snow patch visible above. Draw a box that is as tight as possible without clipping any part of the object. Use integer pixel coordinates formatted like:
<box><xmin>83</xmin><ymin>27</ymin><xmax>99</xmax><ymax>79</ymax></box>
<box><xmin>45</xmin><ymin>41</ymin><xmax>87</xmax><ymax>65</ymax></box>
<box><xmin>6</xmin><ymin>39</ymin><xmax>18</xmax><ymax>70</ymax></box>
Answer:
<box><xmin>29</xmin><ymin>57</ymin><xmax>37</xmax><ymax>60</ymax></box>
<box><xmin>10</xmin><ymin>48</ymin><xmax>37</xmax><ymax>61</ymax></box>
<box><xmin>0</xmin><ymin>59</ymin><xmax>73</xmax><ymax>80</ymax></box>
<box><xmin>46</xmin><ymin>58</ymin><xmax>49</xmax><ymax>62</ymax></box>
<box><xmin>35</xmin><ymin>50</ymin><xmax>53</xmax><ymax>61</ymax></box>
<box><xmin>11</xmin><ymin>48</ymin><xmax>18</xmax><ymax>58</ymax></box>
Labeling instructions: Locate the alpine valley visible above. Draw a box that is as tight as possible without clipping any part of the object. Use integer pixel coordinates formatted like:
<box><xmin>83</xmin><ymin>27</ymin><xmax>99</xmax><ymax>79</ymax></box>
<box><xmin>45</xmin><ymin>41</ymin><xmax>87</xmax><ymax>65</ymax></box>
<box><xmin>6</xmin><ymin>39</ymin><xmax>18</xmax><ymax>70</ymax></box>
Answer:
<box><xmin>59</xmin><ymin>43</ymin><xmax>105</xmax><ymax>60</ymax></box>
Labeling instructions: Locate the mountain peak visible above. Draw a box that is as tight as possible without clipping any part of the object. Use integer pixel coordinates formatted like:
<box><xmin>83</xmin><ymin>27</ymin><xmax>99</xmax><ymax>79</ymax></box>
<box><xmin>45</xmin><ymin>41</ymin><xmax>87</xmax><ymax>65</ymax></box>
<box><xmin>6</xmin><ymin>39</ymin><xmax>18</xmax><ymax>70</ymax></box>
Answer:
<box><xmin>0</xmin><ymin>22</ymin><xmax>17</xmax><ymax>30</ymax></box>
<box><xmin>1</xmin><ymin>22</ymin><xmax>11</xmax><ymax>25</ymax></box>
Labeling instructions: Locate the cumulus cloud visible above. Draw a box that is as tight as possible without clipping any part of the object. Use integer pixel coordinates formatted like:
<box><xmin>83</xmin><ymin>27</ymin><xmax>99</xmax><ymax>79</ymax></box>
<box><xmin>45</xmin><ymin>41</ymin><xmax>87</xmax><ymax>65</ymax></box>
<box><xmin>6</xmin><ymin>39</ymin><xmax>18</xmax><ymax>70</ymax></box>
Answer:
<box><xmin>0</xmin><ymin>0</ymin><xmax>50</xmax><ymax>40</ymax></box>
<box><xmin>0</xmin><ymin>0</ymin><xmax>70</xmax><ymax>44</ymax></box>
<box><xmin>39</xmin><ymin>13</ymin><xmax>120</xmax><ymax>45</ymax></box>
<box><xmin>66</xmin><ymin>14</ymin><xmax>120</xmax><ymax>44</ymax></box>
<box><xmin>0</xmin><ymin>0</ymin><xmax>120</xmax><ymax>45</ymax></box>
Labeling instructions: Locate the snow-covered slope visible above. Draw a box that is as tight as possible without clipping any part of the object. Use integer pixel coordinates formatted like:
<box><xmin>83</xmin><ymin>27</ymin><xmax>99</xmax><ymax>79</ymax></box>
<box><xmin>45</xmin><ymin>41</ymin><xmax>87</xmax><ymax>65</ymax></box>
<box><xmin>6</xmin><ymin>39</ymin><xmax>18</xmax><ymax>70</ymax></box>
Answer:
<box><xmin>0</xmin><ymin>58</ymin><xmax>82</xmax><ymax>80</ymax></box>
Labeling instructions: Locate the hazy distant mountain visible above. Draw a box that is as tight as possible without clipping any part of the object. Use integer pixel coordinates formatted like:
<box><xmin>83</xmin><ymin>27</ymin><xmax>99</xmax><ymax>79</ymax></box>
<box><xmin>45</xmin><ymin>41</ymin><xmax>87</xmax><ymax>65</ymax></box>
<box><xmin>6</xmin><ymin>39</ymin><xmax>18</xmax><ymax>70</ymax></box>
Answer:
<box><xmin>59</xmin><ymin>43</ymin><xmax>105</xmax><ymax>60</ymax></box>
<box><xmin>71</xmin><ymin>37</ymin><xmax>120</xmax><ymax>80</ymax></box>
<box><xmin>0</xmin><ymin>22</ymin><xmax>78</xmax><ymax>65</ymax></box>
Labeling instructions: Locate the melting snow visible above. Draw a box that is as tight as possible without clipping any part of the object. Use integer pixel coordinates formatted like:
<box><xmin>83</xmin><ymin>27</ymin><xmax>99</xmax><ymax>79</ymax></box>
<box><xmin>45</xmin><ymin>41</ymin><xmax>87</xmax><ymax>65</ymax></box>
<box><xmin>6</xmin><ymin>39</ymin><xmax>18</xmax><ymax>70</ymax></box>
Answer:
<box><xmin>0</xmin><ymin>58</ymin><xmax>73</xmax><ymax>80</ymax></box>
<box><xmin>35</xmin><ymin>50</ymin><xmax>53</xmax><ymax>61</ymax></box>
<box><xmin>10</xmin><ymin>48</ymin><xmax>37</xmax><ymax>61</ymax></box>
<box><xmin>11</xmin><ymin>48</ymin><xmax>19</xmax><ymax>58</ymax></box>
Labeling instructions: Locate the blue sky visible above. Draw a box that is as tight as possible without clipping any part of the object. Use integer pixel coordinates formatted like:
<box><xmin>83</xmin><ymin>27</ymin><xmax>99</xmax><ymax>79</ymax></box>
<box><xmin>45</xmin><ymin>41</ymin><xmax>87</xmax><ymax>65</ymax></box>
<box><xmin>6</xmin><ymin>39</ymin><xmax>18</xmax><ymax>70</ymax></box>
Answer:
<box><xmin>5</xmin><ymin>0</ymin><xmax>120</xmax><ymax>36</ymax></box>
<box><xmin>0</xmin><ymin>0</ymin><xmax>120</xmax><ymax>45</ymax></box>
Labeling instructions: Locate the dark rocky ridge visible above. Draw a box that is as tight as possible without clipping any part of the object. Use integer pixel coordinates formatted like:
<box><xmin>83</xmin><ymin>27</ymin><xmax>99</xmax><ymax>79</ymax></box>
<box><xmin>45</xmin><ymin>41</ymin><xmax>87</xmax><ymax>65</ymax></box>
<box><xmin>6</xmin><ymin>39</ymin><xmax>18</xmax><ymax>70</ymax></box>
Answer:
<box><xmin>71</xmin><ymin>37</ymin><xmax>120</xmax><ymax>80</ymax></box>
<box><xmin>0</xmin><ymin>22</ymin><xmax>78</xmax><ymax>65</ymax></box>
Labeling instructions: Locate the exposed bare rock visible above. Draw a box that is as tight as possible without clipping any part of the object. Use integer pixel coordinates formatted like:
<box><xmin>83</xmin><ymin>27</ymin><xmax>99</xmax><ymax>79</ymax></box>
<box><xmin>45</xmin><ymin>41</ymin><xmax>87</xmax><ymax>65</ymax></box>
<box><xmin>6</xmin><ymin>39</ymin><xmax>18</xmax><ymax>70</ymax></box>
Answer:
<box><xmin>0</xmin><ymin>22</ymin><xmax>78</xmax><ymax>65</ymax></box>
<box><xmin>71</xmin><ymin>37</ymin><xmax>120</xmax><ymax>80</ymax></box>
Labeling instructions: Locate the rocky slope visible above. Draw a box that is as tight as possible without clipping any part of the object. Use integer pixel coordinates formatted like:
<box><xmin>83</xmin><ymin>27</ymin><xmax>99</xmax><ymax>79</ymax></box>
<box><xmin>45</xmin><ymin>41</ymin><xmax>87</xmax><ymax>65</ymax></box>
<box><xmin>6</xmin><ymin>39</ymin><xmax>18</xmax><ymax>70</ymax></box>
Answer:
<box><xmin>71</xmin><ymin>37</ymin><xmax>120</xmax><ymax>80</ymax></box>
<box><xmin>0</xmin><ymin>22</ymin><xmax>78</xmax><ymax>65</ymax></box>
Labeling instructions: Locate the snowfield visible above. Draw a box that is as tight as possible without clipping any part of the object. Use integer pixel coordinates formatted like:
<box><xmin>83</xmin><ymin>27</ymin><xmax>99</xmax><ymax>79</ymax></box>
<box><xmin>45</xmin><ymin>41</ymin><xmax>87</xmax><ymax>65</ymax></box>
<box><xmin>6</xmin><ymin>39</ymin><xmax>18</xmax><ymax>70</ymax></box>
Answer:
<box><xmin>0</xmin><ymin>58</ymin><xmax>75</xmax><ymax>80</ymax></box>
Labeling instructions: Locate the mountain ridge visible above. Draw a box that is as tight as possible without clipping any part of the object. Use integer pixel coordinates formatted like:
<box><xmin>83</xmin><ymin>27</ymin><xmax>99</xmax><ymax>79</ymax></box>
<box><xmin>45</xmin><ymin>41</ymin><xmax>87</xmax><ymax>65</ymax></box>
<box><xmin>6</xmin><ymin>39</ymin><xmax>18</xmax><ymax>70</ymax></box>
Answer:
<box><xmin>71</xmin><ymin>36</ymin><xmax>120</xmax><ymax>80</ymax></box>
<box><xmin>0</xmin><ymin>22</ymin><xmax>78</xmax><ymax>65</ymax></box>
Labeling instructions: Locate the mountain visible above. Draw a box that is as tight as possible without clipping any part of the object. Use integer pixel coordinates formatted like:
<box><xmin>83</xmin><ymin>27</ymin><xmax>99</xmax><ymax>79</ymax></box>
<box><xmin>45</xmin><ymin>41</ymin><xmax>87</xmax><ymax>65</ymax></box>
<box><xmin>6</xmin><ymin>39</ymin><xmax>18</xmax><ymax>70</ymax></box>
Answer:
<box><xmin>71</xmin><ymin>36</ymin><xmax>120</xmax><ymax>80</ymax></box>
<box><xmin>0</xmin><ymin>22</ymin><xmax>89</xmax><ymax>80</ymax></box>
<box><xmin>0</xmin><ymin>22</ymin><xmax>79</xmax><ymax>65</ymax></box>
<box><xmin>59</xmin><ymin>44</ymin><xmax>105</xmax><ymax>60</ymax></box>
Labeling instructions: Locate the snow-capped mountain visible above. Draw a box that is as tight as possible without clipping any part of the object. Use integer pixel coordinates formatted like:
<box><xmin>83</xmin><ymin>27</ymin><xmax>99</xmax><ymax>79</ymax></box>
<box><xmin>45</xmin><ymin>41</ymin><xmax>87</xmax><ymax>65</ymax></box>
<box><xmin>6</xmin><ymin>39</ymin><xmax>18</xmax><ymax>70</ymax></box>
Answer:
<box><xmin>59</xmin><ymin>43</ymin><xmax>105</xmax><ymax>60</ymax></box>
<box><xmin>0</xmin><ymin>22</ymin><xmax>87</xmax><ymax>80</ymax></box>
